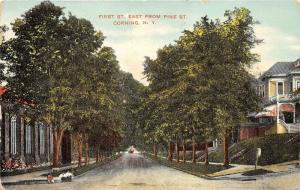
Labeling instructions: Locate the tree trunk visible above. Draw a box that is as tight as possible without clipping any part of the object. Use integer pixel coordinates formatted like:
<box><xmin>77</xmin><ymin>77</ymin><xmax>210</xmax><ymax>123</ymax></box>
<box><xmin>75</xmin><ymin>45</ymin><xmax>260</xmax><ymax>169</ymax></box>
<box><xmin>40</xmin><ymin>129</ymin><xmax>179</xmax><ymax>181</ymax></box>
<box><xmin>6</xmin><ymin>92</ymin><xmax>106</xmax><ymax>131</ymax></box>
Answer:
<box><xmin>153</xmin><ymin>143</ymin><xmax>157</xmax><ymax>158</ymax></box>
<box><xmin>204</xmin><ymin>140</ymin><xmax>209</xmax><ymax>165</ymax></box>
<box><xmin>85</xmin><ymin>141</ymin><xmax>89</xmax><ymax>165</ymax></box>
<box><xmin>176</xmin><ymin>142</ymin><xmax>179</xmax><ymax>163</ymax></box>
<box><xmin>171</xmin><ymin>143</ymin><xmax>175</xmax><ymax>161</ymax></box>
<box><xmin>99</xmin><ymin>150</ymin><xmax>102</xmax><ymax>162</ymax></box>
<box><xmin>96</xmin><ymin>147</ymin><xmax>99</xmax><ymax>163</ymax></box>
<box><xmin>52</xmin><ymin>128</ymin><xmax>58</xmax><ymax>168</ymax></box>
<box><xmin>224</xmin><ymin>129</ymin><xmax>229</xmax><ymax>166</ymax></box>
<box><xmin>77</xmin><ymin>136</ymin><xmax>83</xmax><ymax>167</ymax></box>
<box><xmin>182</xmin><ymin>141</ymin><xmax>186</xmax><ymax>163</ymax></box>
<box><xmin>192</xmin><ymin>140</ymin><xmax>196</xmax><ymax>164</ymax></box>
<box><xmin>101</xmin><ymin>151</ymin><xmax>104</xmax><ymax>161</ymax></box>
<box><xmin>52</xmin><ymin>128</ymin><xmax>65</xmax><ymax>168</ymax></box>
<box><xmin>167</xmin><ymin>141</ymin><xmax>173</xmax><ymax>162</ymax></box>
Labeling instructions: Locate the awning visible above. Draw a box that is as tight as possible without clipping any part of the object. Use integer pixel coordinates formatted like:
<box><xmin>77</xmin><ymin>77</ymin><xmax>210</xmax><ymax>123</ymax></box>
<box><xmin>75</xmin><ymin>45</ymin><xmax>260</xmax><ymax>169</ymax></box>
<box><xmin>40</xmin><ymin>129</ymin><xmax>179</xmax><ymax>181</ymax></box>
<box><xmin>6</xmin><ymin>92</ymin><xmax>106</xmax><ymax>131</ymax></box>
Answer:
<box><xmin>279</xmin><ymin>104</ymin><xmax>294</xmax><ymax>112</ymax></box>
<box><xmin>255</xmin><ymin>104</ymin><xmax>294</xmax><ymax>118</ymax></box>
<box><xmin>255</xmin><ymin>110</ymin><xmax>275</xmax><ymax>118</ymax></box>
<box><xmin>247</xmin><ymin>112</ymin><xmax>257</xmax><ymax>117</ymax></box>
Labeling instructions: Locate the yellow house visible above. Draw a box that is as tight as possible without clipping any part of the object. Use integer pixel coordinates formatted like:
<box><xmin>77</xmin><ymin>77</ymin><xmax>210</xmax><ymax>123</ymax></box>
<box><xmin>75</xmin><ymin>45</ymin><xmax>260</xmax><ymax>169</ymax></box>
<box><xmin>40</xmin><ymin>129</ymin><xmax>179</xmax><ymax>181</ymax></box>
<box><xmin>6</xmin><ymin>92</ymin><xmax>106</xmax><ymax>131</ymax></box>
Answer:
<box><xmin>258</xmin><ymin>59</ymin><xmax>300</xmax><ymax>103</ymax></box>
<box><xmin>251</xmin><ymin>58</ymin><xmax>300</xmax><ymax>136</ymax></box>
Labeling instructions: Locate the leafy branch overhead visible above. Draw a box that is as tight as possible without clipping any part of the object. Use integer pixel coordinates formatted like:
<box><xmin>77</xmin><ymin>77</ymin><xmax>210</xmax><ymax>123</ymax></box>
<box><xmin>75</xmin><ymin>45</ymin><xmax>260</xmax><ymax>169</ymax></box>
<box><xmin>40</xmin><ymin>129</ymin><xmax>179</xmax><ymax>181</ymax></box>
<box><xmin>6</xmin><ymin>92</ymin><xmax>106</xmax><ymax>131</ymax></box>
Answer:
<box><xmin>0</xmin><ymin>1</ymin><xmax>128</xmax><ymax>167</ymax></box>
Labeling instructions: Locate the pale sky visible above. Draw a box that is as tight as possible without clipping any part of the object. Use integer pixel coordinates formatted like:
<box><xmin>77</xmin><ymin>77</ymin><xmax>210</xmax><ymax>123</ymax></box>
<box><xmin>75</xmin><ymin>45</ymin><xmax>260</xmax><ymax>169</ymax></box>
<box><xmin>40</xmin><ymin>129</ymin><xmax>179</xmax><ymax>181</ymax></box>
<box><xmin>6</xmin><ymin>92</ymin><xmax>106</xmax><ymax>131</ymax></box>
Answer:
<box><xmin>1</xmin><ymin>0</ymin><xmax>300</xmax><ymax>84</ymax></box>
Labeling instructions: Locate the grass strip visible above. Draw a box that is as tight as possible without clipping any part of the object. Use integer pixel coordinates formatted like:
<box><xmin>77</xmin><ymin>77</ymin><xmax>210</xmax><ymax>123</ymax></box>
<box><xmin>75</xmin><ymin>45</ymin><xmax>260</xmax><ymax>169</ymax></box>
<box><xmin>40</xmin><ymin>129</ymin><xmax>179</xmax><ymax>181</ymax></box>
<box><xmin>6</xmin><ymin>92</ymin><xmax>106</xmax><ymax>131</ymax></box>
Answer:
<box><xmin>147</xmin><ymin>154</ymin><xmax>229</xmax><ymax>177</ymax></box>
<box><xmin>42</xmin><ymin>155</ymin><xmax>120</xmax><ymax>177</ymax></box>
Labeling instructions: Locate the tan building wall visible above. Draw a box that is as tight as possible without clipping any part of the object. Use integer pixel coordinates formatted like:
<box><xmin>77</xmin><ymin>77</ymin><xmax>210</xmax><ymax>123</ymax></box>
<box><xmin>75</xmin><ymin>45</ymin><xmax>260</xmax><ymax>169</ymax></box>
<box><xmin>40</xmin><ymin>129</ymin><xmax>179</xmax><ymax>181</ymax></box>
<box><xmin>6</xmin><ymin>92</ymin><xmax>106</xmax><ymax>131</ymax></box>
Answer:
<box><xmin>266</xmin><ymin>79</ymin><xmax>290</xmax><ymax>101</ymax></box>
<box><xmin>269</xmin><ymin>81</ymin><xmax>276</xmax><ymax>98</ymax></box>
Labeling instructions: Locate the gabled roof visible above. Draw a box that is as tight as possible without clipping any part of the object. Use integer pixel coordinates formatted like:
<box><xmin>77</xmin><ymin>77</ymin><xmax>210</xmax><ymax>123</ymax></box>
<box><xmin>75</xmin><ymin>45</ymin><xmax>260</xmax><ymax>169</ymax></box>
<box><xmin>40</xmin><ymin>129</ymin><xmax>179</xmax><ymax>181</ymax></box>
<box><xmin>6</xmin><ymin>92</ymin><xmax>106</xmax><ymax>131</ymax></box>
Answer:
<box><xmin>290</xmin><ymin>67</ymin><xmax>300</xmax><ymax>74</ymax></box>
<box><xmin>260</xmin><ymin>58</ymin><xmax>300</xmax><ymax>79</ymax></box>
<box><xmin>261</xmin><ymin>62</ymin><xmax>294</xmax><ymax>78</ymax></box>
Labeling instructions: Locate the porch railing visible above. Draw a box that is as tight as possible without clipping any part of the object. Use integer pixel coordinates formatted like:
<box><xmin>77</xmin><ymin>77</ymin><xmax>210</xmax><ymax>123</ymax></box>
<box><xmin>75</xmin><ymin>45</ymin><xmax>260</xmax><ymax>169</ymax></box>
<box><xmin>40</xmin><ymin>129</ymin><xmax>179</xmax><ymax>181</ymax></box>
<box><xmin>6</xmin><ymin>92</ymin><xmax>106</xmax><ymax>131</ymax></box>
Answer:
<box><xmin>279</xmin><ymin>120</ymin><xmax>300</xmax><ymax>133</ymax></box>
<box><xmin>267</xmin><ymin>93</ymin><xmax>300</xmax><ymax>105</ymax></box>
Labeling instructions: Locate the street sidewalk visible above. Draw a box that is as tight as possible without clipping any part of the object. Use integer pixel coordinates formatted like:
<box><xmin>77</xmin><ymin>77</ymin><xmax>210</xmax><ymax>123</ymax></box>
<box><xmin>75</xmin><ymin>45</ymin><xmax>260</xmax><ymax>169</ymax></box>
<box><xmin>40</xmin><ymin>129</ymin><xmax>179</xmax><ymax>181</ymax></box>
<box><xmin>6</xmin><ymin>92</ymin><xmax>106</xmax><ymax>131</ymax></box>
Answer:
<box><xmin>0</xmin><ymin>158</ymin><xmax>96</xmax><ymax>185</ymax></box>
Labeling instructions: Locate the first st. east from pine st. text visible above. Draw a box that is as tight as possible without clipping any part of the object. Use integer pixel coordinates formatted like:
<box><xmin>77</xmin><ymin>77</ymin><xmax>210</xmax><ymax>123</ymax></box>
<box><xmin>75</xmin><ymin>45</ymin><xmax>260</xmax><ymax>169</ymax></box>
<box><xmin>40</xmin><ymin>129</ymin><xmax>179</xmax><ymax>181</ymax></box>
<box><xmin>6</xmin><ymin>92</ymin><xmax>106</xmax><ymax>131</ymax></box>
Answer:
<box><xmin>98</xmin><ymin>14</ymin><xmax>187</xmax><ymax>19</ymax></box>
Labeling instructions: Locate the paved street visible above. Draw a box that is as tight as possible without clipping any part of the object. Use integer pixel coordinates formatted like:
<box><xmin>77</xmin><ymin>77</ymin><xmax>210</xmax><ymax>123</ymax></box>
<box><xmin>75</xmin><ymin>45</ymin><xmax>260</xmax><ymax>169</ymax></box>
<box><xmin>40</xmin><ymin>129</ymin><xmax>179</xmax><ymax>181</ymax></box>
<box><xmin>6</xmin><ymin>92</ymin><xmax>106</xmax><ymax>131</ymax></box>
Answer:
<box><xmin>2</xmin><ymin>152</ymin><xmax>300</xmax><ymax>190</ymax></box>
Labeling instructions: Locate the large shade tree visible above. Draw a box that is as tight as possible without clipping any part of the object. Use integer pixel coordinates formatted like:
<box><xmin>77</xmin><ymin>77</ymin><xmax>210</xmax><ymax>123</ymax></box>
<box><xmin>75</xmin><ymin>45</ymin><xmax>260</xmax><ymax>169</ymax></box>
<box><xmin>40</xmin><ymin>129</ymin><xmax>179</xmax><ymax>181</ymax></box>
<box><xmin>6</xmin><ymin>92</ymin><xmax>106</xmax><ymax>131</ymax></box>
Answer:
<box><xmin>0</xmin><ymin>1</ymin><xmax>105</xmax><ymax>167</ymax></box>
<box><xmin>143</xmin><ymin>7</ymin><xmax>260</xmax><ymax>166</ymax></box>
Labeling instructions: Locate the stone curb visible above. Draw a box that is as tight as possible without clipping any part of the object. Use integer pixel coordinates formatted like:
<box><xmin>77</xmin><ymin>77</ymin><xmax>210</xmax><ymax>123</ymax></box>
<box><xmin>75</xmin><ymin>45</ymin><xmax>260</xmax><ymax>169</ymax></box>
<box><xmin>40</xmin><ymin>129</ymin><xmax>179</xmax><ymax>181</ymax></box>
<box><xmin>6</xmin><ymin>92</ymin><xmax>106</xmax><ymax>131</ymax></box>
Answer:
<box><xmin>201</xmin><ymin>175</ymin><xmax>257</xmax><ymax>181</ymax></box>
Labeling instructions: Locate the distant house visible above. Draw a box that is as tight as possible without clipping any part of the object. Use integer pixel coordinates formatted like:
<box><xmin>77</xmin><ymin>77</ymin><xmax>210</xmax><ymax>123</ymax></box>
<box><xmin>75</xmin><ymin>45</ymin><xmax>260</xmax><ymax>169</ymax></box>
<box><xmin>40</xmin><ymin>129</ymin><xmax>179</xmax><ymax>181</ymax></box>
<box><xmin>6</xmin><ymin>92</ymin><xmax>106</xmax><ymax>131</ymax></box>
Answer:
<box><xmin>258</xmin><ymin>58</ymin><xmax>300</xmax><ymax>104</ymax></box>
<box><xmin>240</xmin><ymin>58</ymin><xmax>300</xmax><ymax>140</ymax></box>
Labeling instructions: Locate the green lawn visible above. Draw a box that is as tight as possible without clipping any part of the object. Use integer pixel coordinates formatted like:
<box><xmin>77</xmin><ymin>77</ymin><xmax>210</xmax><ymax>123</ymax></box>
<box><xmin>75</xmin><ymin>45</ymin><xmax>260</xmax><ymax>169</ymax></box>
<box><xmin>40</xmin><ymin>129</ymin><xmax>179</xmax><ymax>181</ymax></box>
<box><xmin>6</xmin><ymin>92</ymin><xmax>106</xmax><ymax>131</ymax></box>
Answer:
<box><xmin>148</xmin><ymin>154</ymin><xmax>229</xmax><ymax>177</ymax></box>
<box><xmin>42</xmin><ymin>155</ymin><xmax>120</xmax><ymax>177</ymax></box>
<box><xmin>207</xmin><ymin>133</ymin><xmax>300</xmax><ymax>165</ymax></box>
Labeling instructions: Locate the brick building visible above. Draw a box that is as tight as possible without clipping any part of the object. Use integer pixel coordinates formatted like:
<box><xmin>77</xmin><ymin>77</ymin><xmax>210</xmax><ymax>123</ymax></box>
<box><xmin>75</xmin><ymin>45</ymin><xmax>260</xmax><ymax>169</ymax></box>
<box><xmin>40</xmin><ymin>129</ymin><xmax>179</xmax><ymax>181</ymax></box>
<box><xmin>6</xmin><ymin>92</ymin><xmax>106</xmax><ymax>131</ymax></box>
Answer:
<box><xmin>0</xmin><ymin>86</ymin><xmax>72</xmax><ymax>167</ymax></box>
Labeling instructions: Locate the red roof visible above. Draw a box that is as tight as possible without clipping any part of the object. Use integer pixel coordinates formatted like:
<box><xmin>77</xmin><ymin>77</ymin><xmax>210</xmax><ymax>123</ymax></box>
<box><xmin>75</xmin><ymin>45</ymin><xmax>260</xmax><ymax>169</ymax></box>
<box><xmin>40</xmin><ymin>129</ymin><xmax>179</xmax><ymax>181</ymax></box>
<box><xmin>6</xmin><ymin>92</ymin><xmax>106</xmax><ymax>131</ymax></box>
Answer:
<box><xmin>0</xmin><ymin>86</ymin><xmax>7</xmax><ymax>96</ymax></box>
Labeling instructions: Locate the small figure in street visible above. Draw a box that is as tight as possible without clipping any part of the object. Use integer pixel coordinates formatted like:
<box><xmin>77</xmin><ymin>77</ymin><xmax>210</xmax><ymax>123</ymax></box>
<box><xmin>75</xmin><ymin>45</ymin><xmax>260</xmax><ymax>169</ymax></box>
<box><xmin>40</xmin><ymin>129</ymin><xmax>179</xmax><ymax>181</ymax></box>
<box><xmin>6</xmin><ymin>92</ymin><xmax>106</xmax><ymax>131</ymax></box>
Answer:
<box><xmin>47</xmin><ymin>174</ymin><xmax>54</xmax><ymax>183</ymax></box>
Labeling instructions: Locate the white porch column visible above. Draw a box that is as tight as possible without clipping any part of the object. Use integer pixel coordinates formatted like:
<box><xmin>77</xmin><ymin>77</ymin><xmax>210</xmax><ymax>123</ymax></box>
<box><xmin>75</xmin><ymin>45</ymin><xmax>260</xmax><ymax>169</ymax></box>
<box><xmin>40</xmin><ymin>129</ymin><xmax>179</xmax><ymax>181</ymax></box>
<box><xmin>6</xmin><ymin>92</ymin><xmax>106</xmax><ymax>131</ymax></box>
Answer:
<box><xmin>20</xmin><ymin>117</ymin><xmax>25</xmax><ymax>161</ymax></box>
<box><xmin>46</xmin><ymin>126</ymin><xmax>50</xmax><ymax>162</ymax></box>
<box><xmin>34</xmin><ymin>121</ymin><xmax>40</xmax><ymax>164</ymax></box>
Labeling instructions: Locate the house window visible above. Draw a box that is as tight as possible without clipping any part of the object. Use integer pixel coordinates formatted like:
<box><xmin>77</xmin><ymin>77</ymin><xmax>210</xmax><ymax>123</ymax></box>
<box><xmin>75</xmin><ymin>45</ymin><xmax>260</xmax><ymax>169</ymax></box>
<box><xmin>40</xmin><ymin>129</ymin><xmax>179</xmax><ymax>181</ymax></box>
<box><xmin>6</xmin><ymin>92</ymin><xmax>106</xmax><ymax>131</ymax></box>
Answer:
<box><xmin>39</xmin><ymin>123</ymin><xmax>45</xmax><ymax>155</ymax></box>
<box><xmin>290</xmin><ymin>82</ymin><xmax>293</xmax><ymax>92</ymax></box>
<box><xmin>297</xmin><ymin>81</ymin><xmax>300</xmax><ymax>90</ymax></box>
<box><xmin>258</xmin><ymin>85</ymin><xmax>262</xmax><ymax>97</ymax></box>
<box><xmin>10</xmin><ymin>116</ymin><xmax>17</xmax><ymax>155</ymax></box>
<box><xmin>25</xmin><ymin>125</ymin><xmax>31</xmax><ymax>154</ymax></box>
<box><xmin>278</xmin><ymin>82</ymin><xmax>283</xmax><ymax>95</ymax></box>
<box><xmin>262</xmin><ymin>85</ymin><xmax>265</xmax><ymax>97</ymax></box>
